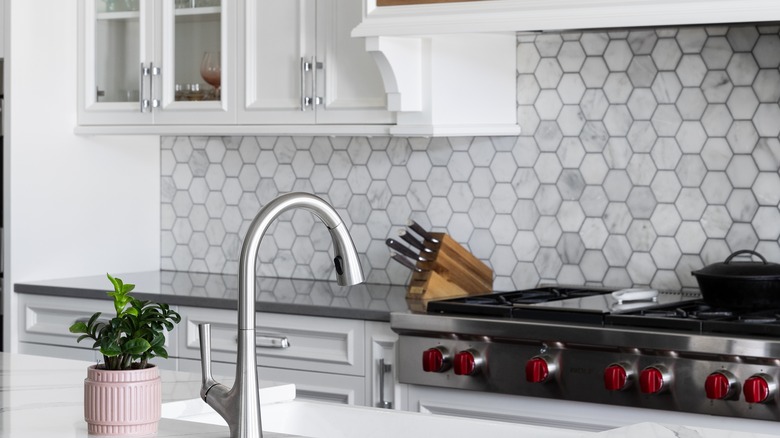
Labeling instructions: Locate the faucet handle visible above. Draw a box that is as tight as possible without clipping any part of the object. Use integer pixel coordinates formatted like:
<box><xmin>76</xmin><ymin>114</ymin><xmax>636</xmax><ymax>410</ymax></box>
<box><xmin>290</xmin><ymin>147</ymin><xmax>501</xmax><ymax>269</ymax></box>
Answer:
<box><xmin>198</xmin><ymin>323</ymin><xmax>219</xmax><ymax>401</ymax></box>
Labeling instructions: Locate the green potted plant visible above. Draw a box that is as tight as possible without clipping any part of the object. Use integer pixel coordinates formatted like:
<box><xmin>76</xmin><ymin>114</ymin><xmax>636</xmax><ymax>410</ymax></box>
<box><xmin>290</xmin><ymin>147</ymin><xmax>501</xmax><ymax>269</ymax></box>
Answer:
<box><xmin>68</xmin><ymin>274</ymin><xmax>181</xmax><ymax>436</ymax></box>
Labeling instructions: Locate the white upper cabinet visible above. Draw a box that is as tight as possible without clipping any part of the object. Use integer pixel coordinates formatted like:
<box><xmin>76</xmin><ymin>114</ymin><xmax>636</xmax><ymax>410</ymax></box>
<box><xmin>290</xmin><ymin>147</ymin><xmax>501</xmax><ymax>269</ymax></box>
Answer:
<box><xmin>78</xmin><ymin>0</ymin><xmax>234</xmax><ymax>126</ymax></box>
<box><xmin>77</xmin><ymin>0</ymin><xmax>392</xmax><ymax>132</ymax></box>
<box><xmin>238</xmin><ymin>0</ymin><xmax>393</xmax><ymax>125</ymax></box>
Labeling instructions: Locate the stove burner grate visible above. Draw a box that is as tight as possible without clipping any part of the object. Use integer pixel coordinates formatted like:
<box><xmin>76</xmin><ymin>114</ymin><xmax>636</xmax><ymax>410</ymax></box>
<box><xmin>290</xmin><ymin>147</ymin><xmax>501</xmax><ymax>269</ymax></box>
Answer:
<box><xmin>608</xmin><ymin>301</ymin><xmax>780</xmax><ymax>336</ymax></box>
<box><xmin>426</xmin><ymin>287</ymin><xmax>611</xmax><ymax>318</ymax></box>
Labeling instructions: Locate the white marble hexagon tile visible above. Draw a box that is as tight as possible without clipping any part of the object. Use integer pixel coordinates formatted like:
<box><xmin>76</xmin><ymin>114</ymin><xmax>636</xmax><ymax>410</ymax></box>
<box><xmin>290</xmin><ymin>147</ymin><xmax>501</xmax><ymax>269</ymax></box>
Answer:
<box><xmin>162</xmin><ymin>24</ymin><xmax>780</xmax><ymax>292</ymax></box>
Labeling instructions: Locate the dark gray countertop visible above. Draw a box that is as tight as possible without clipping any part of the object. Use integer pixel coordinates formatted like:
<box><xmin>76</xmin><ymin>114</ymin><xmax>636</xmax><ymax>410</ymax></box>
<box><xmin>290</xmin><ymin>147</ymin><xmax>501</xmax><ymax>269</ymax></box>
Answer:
<box><xmin>14</xmin><ymin>271</ymin><xmax>411</xmax><ymax>322</ymax></box>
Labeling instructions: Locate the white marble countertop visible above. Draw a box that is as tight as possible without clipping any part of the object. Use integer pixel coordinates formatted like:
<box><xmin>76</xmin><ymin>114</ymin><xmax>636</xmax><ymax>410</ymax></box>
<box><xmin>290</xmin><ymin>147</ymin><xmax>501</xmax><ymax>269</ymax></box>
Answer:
<box><xmin>2</xmin><ymin>352</ymin><xmax>779</xmax><ymax>438</ymax></box>
<box><xmin>0</xmin><ymin>352</ymin><xmax>295</xmax><ymax>438</ymax></box>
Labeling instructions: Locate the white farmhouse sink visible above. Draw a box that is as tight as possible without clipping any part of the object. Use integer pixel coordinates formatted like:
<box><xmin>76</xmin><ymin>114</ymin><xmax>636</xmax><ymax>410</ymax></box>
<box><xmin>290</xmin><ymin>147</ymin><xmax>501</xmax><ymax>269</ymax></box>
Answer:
<box><xmin>163</xmin><ymin>396</ymin><xmax>592</xmax><ymax>438</ymax></box>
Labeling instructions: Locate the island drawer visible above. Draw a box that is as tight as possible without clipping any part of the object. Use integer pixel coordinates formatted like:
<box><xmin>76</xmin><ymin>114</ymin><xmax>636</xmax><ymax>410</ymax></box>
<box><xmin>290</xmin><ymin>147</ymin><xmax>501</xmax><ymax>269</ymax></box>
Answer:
<box><xmin>177</xmin><ymin>306</ymin><xmax>365</xmax><ymax>376</ymax></box>
<box><xmin>18</xmin><ymin>294</ymin><xmax>178</xmax><ymax>359</ymax></box>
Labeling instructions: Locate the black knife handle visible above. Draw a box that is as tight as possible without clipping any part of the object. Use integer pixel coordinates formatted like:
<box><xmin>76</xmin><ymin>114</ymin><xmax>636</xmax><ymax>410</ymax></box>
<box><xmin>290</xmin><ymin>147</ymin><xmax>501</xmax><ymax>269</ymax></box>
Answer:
<box><xmin>407</xmin><ymin>219</ymin><xmax>439</xmax><ymax>243</ymax></box>
<box><xmin>385</xmin><ymin>238</ymin><xmax>424</xmax><ymax>261</ymax></box>
<box><xmin>399</xmin><ymin>229</ymin><xmax>433</xmax><ymax>253</ymax></box>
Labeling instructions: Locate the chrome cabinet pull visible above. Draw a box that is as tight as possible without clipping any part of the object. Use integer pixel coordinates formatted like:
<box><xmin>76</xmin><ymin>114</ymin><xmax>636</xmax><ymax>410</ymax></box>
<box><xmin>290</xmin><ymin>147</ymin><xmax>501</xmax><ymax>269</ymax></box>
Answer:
<box><xmin>140</xmin><ymin>63</ymin><xmax>151</xmax><ymax>112</ymax></box>
<box><xmin>313</xmin><ymin>58</ymin><xmax>323</xmax><ymax>107</ymax></box>
<box><xmin>233</xmin><ymin>332</ymin><xmax>291</xmax><ymax>349</ymax></box>
<box><xmin>300</xmin><ymin>57</ymin><xmax>323</xmax><ymax>110</ymax></box>
<box><xmin>255</xmin><ymin>333</ymin><xmax>291</xmax><ymax>349</ymax></box>
<box><xmin>376</xmin><ymin>358</ymin><xmax>393</xmax><ymax>409</ymax></box>
<box><xmin>300</xmin><ymin>57</ymin><xmax>312</xmax><ymax>111</ymax></box>
<box><xmin>150</xmin><ymin>63</ymin><xmax>161</xmax><ymax>108</ymax></box>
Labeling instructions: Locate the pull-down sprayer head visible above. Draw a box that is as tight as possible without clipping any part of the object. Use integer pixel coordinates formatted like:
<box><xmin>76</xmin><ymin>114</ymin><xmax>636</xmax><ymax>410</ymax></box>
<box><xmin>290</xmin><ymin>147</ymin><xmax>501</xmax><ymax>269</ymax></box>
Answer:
<box><xmin>328</xmin><ymin>222</ymin><xmax>365</xmax><ymax>286</ymax></box>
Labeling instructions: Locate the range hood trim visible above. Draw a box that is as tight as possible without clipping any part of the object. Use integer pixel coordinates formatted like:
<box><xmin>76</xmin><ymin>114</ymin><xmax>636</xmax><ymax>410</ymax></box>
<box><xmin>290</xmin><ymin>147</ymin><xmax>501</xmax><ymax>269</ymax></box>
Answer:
<box><xmin>353</xmin><ymin>0</ymin><xmax>780</xmax><ymax>37</ymax></box>
<box><xmin>360</xmin><ymin>32</ymin><xmax>520</xmax><ymax>137</ymax></box>
<box><xmin>352</xmin><ymin>0</ymin><xmax>780</xmax><ymax>137</ymax></box>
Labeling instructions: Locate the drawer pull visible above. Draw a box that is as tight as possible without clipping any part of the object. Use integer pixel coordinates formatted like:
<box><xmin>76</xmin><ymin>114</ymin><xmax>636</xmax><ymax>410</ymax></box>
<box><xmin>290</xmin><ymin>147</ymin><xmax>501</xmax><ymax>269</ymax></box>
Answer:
<box><xmin>256</xmin><ymin>334</ymin><xmax>290</xmax><ymax>349</ymax></box>
<box><xmin>234</xmin><ymin>333</ymin><xmax>291</xmax><ymax>349</ymax></box>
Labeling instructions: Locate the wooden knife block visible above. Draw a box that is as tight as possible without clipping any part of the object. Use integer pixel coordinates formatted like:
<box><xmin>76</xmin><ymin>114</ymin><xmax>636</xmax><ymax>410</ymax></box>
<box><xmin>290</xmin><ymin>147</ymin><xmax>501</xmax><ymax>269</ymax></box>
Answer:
<box><xmin>406</xmin><ymin>233</ymin><xmax>493</xmax><ymax>300</ymax></box>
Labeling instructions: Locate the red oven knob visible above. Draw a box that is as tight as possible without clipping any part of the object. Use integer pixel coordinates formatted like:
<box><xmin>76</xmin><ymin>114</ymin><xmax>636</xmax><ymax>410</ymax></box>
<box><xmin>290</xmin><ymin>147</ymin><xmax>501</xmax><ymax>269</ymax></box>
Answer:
<box><xmin>744</xmin><ymin>374</ymin><xmax>775</xmax><ymax>404</ymax></box>
<box><xmin>639</xmin><ymin>365</ymin><xmax>670</xmax><ymax>394</ymax></box>
<box><xmin>526</xmin><ymin>356</ymin><xmax>557</xmax><ymax>383</ymax></box>
<box><xmin>604</xmin><ymin>363</ymin><xmax>631</xmax><ymax>391</ymax></box>
<box><xmin>453</xmin><ymin>349</ymin><xmax>482</xmax><ymax>376</ymax></box>
<box><xmin>422</xmin><ymin>347</ymin><xmax>450</xmax><ymax>373</ymax></box>
<box><xmin>705</xmin><ymin>371</ymin><xmax>737</xmax><ymax>400</ymax></box>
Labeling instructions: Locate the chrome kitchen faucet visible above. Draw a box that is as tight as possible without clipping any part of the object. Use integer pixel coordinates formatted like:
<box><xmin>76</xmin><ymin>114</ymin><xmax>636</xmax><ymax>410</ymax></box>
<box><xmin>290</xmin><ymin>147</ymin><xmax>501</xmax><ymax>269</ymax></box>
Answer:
<box><xmin>198</xmin><ymin>193</ymin><xmax>365</xmax><ymax>438</ymax></box>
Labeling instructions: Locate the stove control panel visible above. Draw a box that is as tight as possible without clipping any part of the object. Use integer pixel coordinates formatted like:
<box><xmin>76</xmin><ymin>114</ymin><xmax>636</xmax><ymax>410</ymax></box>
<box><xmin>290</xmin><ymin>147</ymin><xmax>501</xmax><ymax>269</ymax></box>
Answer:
<box><xmin>525</xmin><ymin>355</ymin><xmax>556</xmax><ymax>383</ymax></box>
<box><xmin>422</xmin><ymin>347</ymin><xmax>450</xmax><ymax>373</ymax></box>
<box><xmin>704</xmin><ymin>371</ymin><xmax>738</xmax><ymax>400</ymax></box>
<box><xmin>398</xmin><ymin>334</ymin><xmax>780</xmax><ymax>422</ymax></box>
<box><xmin>604</xmin><ymin>363</ymin><xmax>632</xmax><ymax>391</ymax></box>
<box><xmin>639</xmin><ymin>365</ymin><xmax>671</xmax><ymax>394</ymax></box>
<box><xmin>744</xmin><ymin>373</ymin><xmax>775</xmax><ymax>404</ymax></box>
<box><xmin>453</xmin><ymin>349</ymin><xmax>483</xmax><ymax>376</ymax></box>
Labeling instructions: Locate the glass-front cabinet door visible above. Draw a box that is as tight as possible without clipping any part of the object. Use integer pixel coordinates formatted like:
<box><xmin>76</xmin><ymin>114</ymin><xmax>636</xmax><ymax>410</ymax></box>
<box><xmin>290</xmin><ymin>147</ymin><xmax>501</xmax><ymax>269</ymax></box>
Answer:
<box><xmin>154</xmin><ymin>0</ymin><xmax>234</xmax><ymax>124</ymax></box>
<box><xmin>78</xmin><ymin>0</ymin><xmax>234</xmax><ymax>126</ymax></box>
<box><xmin>78</xmin><ymin>0</ymin><xmax>153</xmax><ymax>124</ymax></box>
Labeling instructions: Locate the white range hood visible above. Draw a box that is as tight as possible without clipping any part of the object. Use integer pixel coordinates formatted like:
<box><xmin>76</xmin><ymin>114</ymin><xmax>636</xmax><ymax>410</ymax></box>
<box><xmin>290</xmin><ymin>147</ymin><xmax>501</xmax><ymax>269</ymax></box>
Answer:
<box><xmin>352</xmin><ymin>0</ymin><xmax>780</xmax><ymax>137</ymax></box>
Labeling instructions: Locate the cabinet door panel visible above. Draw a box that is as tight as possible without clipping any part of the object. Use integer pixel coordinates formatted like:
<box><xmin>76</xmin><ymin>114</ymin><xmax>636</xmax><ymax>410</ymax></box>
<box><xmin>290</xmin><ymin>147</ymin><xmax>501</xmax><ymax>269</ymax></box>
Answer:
<box><xmin>178</xmin><ymin>358</ymin><xmax>365</xmax><ymax>405</ymax></box>
<box><xmin>365</xmin><ymin>321</ymin><xmax>400</xmax><ymax>409</ymax></box>
<box><xmin>240</xmin><ymin>0</ymin><xmax>316</xmax><ymax>124</ymax></box>
<box><xmin>314</xmin><ymin>0</ymin><xmax>392</xmax><ymax>124</ymax></box>
<box><xmin>18</xmin><ymin>294</ymin><xmax>178</xmax><ymax>359</ymax></box>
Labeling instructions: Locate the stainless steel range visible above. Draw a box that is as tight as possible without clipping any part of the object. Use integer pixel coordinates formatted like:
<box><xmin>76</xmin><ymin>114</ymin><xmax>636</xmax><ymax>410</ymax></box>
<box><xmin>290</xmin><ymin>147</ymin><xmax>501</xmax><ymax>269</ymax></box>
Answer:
<box><xmin>392</xmin><ymin>286</ymin><xmax>780</xmax><ymax>427</ymax></box>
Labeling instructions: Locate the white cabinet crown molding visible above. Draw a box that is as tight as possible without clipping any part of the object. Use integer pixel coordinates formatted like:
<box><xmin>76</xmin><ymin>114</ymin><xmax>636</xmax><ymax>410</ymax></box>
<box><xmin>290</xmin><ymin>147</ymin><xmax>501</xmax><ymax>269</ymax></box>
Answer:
<box><xmin>353</xmin><ymin>0</ymin><xmax>780</xmax><ymax>37</ymax></box>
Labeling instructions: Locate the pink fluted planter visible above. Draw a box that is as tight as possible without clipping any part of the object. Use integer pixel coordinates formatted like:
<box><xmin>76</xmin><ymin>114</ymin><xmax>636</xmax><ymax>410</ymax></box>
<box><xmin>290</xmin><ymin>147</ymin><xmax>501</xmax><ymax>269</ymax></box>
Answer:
<box><xmin>84</xmin><ymin>365</ymin><xmax>161</xmax><ymax>436</ymax></box>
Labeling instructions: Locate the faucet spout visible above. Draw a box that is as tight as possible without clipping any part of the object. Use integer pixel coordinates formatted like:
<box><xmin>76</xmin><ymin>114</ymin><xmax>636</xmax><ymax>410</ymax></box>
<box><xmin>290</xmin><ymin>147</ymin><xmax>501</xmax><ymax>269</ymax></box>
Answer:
<box><xmin>199</xmin><ymin>193</ymin><xmax>365</xmax><ymax>438</ymax></box>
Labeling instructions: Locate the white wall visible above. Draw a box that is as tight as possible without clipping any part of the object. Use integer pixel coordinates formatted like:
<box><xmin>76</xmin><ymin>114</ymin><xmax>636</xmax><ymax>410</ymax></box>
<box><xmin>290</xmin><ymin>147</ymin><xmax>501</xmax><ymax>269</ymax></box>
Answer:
<box><xmin>2</xmin><ymin>0</ymin><xmax>161</xmax><ymax>351</ymax></box>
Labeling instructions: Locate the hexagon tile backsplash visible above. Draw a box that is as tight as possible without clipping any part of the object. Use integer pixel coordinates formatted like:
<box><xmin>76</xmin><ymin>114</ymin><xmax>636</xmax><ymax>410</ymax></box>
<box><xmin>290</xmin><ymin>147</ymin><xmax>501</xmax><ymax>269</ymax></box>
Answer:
<box><xmin>162</xmin><ymin>23</ymin><xmax>780</xmax><ymax>292</ymax></box>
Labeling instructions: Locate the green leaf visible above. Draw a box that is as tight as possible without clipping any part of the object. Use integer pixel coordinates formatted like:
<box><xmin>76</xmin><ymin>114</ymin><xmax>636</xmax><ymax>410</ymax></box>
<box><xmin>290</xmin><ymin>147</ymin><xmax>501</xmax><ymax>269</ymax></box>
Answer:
<box><xmin>124</xmin><ymin>338</ymin><xmax>151</xmax><ymax>355</ymax></box>
<box><xmin>152</xmin><ymin>346</ymin><xmax>168</xmax><ymax>359</ymax></box>
<box><xmin>87</xmin><ymin>312</ymin><xmax>102</xmax><ymax>327</ymax></box>
<box><xmin>101</xmin><ymin>341</ymin><xmax>122</xmax><ymax>357</ymax></box>
<box><xmin>76</xmin><ymin>334</ymin><xmax>92</xmax><ymax>343</ymax></box>
<box><xmin>106</xmin><ymin>273</ymin><xmax>121</xmax><ymax>292</ymax></box>
<box><xmin>69</xmin><ymin>322</ymin><xmax>88</xmax><ymax>334</ymax></box>
<box><xmin>149</xmin><ymin>332</ymin><xmax>165</xmax><ymax>348</ymax></box>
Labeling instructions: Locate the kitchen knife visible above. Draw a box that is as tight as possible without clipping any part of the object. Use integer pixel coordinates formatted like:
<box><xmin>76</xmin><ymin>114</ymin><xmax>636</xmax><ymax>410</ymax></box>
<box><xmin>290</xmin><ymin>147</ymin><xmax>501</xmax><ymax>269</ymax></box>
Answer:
<box><xmin>386</xmin><ymin>238</ymin><xmax>430</xmax><ymax>261</ymax></box>
<box><xmin>407</xmin><ymin>219</ymin><xmax>439</xmax><ymax>244</ymax></box>
<box><xmin>390</xmin><ymin>252</ymin><xmax>423</xmax><ymax>272</ymax></box>
<box><xmin>398</xmin><ymin>229</ymin><xmax>434</xmax><ymax>253</ymax></box>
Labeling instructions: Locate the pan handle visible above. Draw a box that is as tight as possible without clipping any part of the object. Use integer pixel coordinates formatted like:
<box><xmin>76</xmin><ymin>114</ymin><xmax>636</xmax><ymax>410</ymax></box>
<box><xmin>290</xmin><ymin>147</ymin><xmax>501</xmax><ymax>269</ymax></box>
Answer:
<box><xmin>725</xmin><ymin>250</ymin><xmax>767</xmax><ymax>265</ymax></box>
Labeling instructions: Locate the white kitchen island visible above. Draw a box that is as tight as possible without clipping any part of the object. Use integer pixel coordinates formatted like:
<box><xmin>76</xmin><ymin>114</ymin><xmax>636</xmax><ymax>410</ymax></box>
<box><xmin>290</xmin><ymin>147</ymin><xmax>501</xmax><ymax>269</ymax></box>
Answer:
<box><xmin>2</xmin><ymin>352</ymin><xmax>778</xmax><ymax>438</ymax></box>
<box><xmin>0</xmin><ymin>352</ymin><xmax>271</xmax><ymax>438</ymax></box>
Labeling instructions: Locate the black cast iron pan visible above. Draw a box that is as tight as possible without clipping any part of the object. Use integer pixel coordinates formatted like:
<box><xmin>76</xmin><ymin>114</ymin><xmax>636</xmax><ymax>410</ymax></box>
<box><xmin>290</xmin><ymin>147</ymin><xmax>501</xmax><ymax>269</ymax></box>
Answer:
<box><xmin>692</xmin><ymin>250</ymin><xmax>780</xmax><ymax>310</ymax></box>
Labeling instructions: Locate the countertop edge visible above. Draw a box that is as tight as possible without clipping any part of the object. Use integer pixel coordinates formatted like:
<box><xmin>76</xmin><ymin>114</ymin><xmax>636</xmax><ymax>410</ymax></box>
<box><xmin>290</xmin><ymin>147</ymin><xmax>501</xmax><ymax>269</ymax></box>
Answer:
<box><xmin>14</xmin><ymin>276</ymin><xmax>397</xmax><ymax>323</ymax></box>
